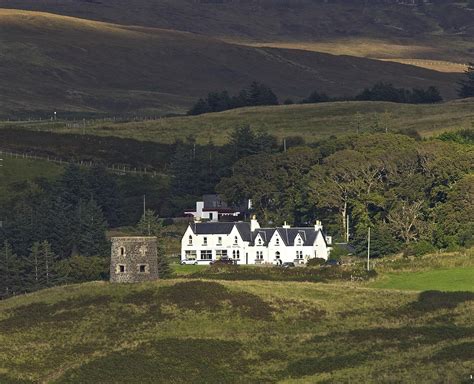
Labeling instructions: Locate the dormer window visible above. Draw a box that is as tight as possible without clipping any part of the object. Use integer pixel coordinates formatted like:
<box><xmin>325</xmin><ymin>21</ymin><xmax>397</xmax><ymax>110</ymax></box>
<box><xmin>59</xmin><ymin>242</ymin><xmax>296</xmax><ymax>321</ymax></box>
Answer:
<box><xmin>275</xmin><ymin>238</ymin><xmax>280</xmax><ymax>246</ymax></box>
<box><xmin>188</xmin><ymin>235</ymin><xmax>193</xmax><ymax>246</ymax></box>
<box><xmin>258</xmin><ymin>238</ymin><xmax>262</xmax><ymax>246</ymax></box>
<box><xmin>297</xmin><ymin>238</ymin><xmax>302</xmax><ymax>246</ymax></box>
<box><xmin>234</xmin><ymin>236</ymin><xmax>238</xmax><ymax>244</ymax></box>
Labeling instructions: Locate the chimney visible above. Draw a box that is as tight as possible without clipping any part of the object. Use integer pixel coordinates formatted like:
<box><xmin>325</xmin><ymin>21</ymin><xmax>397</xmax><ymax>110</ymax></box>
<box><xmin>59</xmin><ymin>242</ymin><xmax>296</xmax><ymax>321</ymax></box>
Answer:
<box><xmin>314</xmin><ymin>220</ymin><xmax>323</xmax><ymax>231</ymax></box>
<box><xmin>250</xmin><ymin>215</ymin><xmax>260</xmax><ymax>232</ymax></box>
<box><xmin>283</xmin><ymin>221</ymin><xmax>291</xmax><ymax>229</ymax></box>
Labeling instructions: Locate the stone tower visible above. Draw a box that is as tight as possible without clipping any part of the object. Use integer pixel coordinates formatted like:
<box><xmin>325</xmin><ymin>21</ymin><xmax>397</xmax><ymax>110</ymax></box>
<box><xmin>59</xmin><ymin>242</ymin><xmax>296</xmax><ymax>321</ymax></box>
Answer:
<box><xmin>110</xmin><ymin>237</ymin><xmax>159</xmax><ymax>283</ymax></box>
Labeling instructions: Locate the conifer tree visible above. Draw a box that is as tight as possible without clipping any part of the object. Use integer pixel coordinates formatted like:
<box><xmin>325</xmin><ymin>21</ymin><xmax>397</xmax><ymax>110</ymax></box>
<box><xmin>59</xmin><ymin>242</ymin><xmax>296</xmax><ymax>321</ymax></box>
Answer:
<box><xmin>0</xmin><ymin>241</ymin><xmax>22</xmax><ymax>298</ymax></box>
<box><xmin>77</xmin><ymin>199</ymin><xmax>109</xmax><ymax>257</ymax></box>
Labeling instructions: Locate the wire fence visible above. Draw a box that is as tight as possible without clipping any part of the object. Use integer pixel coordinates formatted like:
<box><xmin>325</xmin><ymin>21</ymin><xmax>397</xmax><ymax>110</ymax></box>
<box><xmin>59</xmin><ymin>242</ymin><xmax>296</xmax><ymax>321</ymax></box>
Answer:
<box><xmin>0</xmin><ymin>149</ymin><xmax>163</xmax><ymax>177</ymax></box>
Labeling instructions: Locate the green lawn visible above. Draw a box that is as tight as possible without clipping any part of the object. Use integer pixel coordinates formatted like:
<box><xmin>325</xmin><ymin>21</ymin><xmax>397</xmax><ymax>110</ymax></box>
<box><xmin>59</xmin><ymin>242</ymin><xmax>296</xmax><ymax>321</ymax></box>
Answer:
<box><xmin>370</xmin><ymin>267</ymin><xmax>474</xmax><ymax>292</ymax></box>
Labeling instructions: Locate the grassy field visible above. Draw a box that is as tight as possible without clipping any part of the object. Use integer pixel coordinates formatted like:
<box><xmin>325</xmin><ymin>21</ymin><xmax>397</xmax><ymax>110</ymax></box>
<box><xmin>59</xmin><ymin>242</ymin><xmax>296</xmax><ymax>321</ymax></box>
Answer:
<box><xmin>10</xmin><ymin>99</ymin><xmax>473</xmax><ymax>145</ymax></box>
<box><xmin>370</xmin><ymin>267</ymin><xmax>474</xmax><ymax>292</ymax></box>
<box><xmin>0</xmin><ymin>278</ymin><xmax>472</xmax><ymax>383</ymax></box>
<box><xmin>0</xmin><ymin>155</ymin><xmax>63</xmax><ymax>202</ymax></box>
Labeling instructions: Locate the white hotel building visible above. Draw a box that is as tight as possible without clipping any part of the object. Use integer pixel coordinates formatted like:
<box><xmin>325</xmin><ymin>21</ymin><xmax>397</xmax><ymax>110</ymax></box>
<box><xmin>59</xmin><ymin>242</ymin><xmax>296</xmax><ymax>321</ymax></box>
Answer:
<box><xmin>181</xmin><ymin>217</ymin><xmax>331</xmax><ymax>265</ymax></box>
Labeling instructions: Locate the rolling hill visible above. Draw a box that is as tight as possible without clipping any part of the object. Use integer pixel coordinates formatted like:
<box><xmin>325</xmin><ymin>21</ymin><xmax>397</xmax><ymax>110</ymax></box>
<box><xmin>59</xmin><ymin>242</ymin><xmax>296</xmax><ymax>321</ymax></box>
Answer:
<box><xmin>13</xmin><ymin>98</ymin><xmax>474</xmax><ymax>144</ymax></box>
<box><xmin>0</xmin><ymin>9</ymin><xmax>464</xmax><ymax>117</ymax></box>
<box><xmin>1</xmin><ymin>0</ymin><xmax>472</xmax><ymax>71</ymax></box>
<box><xmin>0</xmin><ymin>275</ymin><xmax>472</xmax><ymax>383</ymax></box>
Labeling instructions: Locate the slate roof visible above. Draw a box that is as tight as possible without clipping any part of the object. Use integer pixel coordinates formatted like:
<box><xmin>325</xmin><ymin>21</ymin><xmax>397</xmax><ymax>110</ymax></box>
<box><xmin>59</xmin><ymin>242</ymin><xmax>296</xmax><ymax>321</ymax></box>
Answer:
<box><xmin>190</xmin><ymin>222</ymin><xmax>326</xmax><ymax>246</ymax></box>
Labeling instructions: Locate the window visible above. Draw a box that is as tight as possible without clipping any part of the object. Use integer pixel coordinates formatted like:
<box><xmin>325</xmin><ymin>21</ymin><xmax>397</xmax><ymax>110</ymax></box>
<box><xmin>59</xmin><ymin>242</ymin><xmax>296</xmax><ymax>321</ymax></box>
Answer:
<box><xmin>185</xmin><ymin>250</ymin><xmax>197</xmax><ymax>260</ymax></box>
<box><xmin>275</xmin><ymin>251</ymin><xmax>281</xmax><ymax>259</ymax></box>
<box><xmin>217</xmin><ymin>236</ymin><xmax>222</xmax><ymax>245</ymax></box>
<box><xmin>297</xmin><ymin>238</ymin><xmax>302</xmax><ymax>246</ymax></box>
<box><xmin>234</xmin><ymin>236</ymin><xmax>238</xmax><ymax>244</ymax></box>
<box><xmin>296</xmin><ymin>251</ymin><xmax>303</xmax><ymax>259</ymax></box>
<box><xmin>203</xmin><ymin>237</ymin><xmax>208</xmax><ymax>246</ymax></box>
<box><xmin>275</xmin><ymin>238</ymin><xmax>280</xmax><ymax>246</ymax></box>
<box><xmin>138</xmin><ymin>264</ymin><xmax>148</xmax><ymax>273</ymax></box>
<box><xmin>256</xmin><ymin>251</ymin><xmax>264</xmax><ymax>260</ymax></box>
<box><xmin>216</xmin><ymin>250</ymin><xmax>228</xmax><ymax>259</ymax></box>
<box><xmin>200</xmin><ymin>250</ymin><xmax>212</xmax><ymax>260</ymax></box>
<box><xmin>188</xmin><ymin>235</ymin><xmax>193</xmax><ymax>246</ymax></box>
<box><xmin>209</xmin><ymin>212</ymin><xmax>214</xmax><ymax>220</ymax></box>
<box><xmin>257</xmin><ymin>238</ymin><xmax>263</xmax><ymax>246</ymax></box>
<box><xmin>232</xmin><ymin>250</ymin><xmax>240</xmax><ymax>259</ymax></box>
<box><xmin>117</xmin><ymin>264</ymin><xmax>126</xmax><ymax>273</ymax></box>
<box><xmin>120</xmin><ymin>247</ymin><xmax>125</xmax><ymax>256</ymax></box>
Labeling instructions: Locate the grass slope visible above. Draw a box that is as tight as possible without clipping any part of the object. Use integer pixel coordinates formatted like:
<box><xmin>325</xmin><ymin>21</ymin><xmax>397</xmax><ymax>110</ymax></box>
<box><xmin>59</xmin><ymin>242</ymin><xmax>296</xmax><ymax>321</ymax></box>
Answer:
<box><xmin>370</xmin><ymin>267</ymin><xmax>474</xmax><ymax>292</ymax></box>
<box><xmin>16</xmin><ymin>98</ymin><xmax>474</xmax><ymax>145</ymax></box>
<box><xmin>0</xmin><ymin>155</ymin><xmax>63</xmax><ymax>203</ymax></box>
<box><xmin>0</xmin><ymin>279</ymin><xmax>473</xmax><ymax>383</ymax></box>
<box><xmin>0</xmin><ymin>9</ymin><xmax>462</xmax><ymax>117</ymax></box>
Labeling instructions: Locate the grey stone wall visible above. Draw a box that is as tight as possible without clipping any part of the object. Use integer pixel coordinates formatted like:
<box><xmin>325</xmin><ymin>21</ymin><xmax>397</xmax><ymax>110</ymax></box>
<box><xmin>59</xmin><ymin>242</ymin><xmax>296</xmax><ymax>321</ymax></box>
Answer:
<box><xmin>110</xmin><ymin>237</ymin><xmax>159</xmax><ymax>283</ymax></box>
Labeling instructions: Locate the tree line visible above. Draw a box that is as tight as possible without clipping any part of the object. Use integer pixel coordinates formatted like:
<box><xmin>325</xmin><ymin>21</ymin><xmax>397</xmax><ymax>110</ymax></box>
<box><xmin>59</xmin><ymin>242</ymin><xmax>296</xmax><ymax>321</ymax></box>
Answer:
<box><xmin>188</xmin><ymin>66</ymin><xmax>474</xmax><ymax>116</ymax></box>
<box><xmin>217</xmin><ymin>132</ymin><xmax>473</xmax><ymax>258</ymax></box>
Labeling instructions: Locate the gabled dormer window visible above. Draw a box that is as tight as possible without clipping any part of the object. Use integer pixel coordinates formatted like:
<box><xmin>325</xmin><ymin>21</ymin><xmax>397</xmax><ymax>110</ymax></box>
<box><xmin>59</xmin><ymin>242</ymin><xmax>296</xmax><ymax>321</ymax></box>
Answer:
<box><xmin>257</xmin><ymin>238</ymin><xmax>263</xmax><ymax>246</ymax></box>
<box><xmin>234</xmin><ymin>236</ymin><xmax>238</xmax><ymax>244</ymax></box>
<box><xmin>297</xmin><ymin>237</ymin><xmax>302</xmax><ymax>246</ymax></box>
<box><xmin>275</xmin><ymin>238</ymin><xmax>280</xmax><ymax>246</ymax></box>
<box><xmin>188</xmin><ymin>235</ymin><xmax>193</xmax><ymax>246</ymax></box>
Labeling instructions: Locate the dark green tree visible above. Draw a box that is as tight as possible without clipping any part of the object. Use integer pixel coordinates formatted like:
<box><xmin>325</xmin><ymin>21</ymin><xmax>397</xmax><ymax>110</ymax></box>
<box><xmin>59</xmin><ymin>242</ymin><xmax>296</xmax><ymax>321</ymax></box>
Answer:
<box><xmin>0</xmin><ymin>241</ymin><xmax>23</xmax><ymax>298</ymax></box>
<box><xmin>77</xmin><ymin>199</ymin><xmax>109</xmax><ymax>257</ymax></box>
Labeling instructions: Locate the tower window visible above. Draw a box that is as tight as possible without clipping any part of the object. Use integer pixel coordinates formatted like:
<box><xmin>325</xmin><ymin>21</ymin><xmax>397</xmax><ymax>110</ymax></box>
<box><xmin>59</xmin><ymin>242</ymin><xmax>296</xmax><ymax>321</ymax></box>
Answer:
<box><xmin>117</xmin><ymin>264</ymin><xmax>126</xmax><ymax>273</ymax></box>
<box><xmin>138</xmin><ymin>264</ymin><xmax>148</xmax><ymax>273</ymax></box>
<box><xmin>120</xmin><ymin>247</ymin><xmax>125</xmax><ymax>256</ymax></box>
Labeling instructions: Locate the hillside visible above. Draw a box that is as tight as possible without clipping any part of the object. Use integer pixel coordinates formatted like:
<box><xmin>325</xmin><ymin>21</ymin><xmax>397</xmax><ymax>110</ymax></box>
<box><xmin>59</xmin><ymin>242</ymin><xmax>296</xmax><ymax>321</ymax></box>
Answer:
<box><xmin>13</xmin><ymin>98</ymin><xmax>474</xmax><ymax>145</ymax></box>
<box><xmin>1</xmin><ymin>0</ymin><xmax>472</xmax><ymax>41</ymax></box>
<box><xmin>1</xmin><ymin>0</ymin><xmax>472</xmax><ymax>71</ymax></box>
<box><xmin>0</xmin><ymin>274</ymin><xmax>472</xmax><ymax>383</ymax></box>
<box><xmin>0</xmin><ymin>9</ymin><xmax>464</xmax><ymax>117</ymax></box>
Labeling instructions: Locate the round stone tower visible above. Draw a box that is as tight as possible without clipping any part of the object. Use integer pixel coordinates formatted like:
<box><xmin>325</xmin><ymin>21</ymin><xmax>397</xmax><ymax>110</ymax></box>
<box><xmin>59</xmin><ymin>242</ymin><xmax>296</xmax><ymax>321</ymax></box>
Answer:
<box><xmin>110</xmin><ymin>237</ymin><xmax>159</xmax><ymax>283</ymax></box>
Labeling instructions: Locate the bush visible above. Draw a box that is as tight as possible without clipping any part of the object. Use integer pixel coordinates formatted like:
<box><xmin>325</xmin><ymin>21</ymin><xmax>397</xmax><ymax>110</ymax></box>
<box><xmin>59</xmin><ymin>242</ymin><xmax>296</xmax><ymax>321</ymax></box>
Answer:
<box><xmin>307</xmin><ymin>258</ymin><xmax>326</xmax><ymax>267</ymax></box>
<box><xmin>403</xmin><ymin>241</ymin><xmax>437</xmax><ymax>257</ymax></box>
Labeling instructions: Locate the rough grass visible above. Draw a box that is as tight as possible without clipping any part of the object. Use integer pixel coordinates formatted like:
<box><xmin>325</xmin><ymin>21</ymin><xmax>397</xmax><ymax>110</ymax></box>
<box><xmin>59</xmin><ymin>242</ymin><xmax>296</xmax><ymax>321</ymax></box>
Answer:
<box><xmin>8</xmin><ymin>98</ymin><xmax>474</xmax><ymax>145</ymax></box>
<box><xmin>0</xmin><ymin>9</ymin><xmax>462</xmax><ymax>117</ymax></box>
<box><xmin>0</xmin><ymin>156</ymin><xmax>63</xmax><ymax>203</ymax></box>
<box><xmin>0</xmin><ymin>279</ymin><xmax>472</xmax><ymax>383</ymax></box>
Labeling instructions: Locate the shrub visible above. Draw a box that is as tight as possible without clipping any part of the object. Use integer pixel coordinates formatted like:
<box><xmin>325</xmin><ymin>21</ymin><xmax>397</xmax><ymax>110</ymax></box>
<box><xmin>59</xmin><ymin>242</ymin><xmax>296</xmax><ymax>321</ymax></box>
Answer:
<box><xmin>403</xmin><ymin>241</ymin><xmax>436</xmax><ymax>257</ymax></box>
<box><xmin>307</xmin><ymin>258</ymin><xmax>326</xmax><ymax>266</ymax></box>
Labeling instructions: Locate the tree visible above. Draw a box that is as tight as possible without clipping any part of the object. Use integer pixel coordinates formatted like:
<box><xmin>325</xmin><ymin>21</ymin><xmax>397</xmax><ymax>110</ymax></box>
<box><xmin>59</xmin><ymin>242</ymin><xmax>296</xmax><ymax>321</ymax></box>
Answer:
<box><xmin>187</xmin><ymin>98</ymin><xmax>210</xmax><ymax>116</ymax></box>
<box><xmin>0</xmin><ymin>241</ymin><xmax>22</xmax><ymax>298</ymax></box>
<box><xmin>457</xmin><ymin>62</ymin><xmax>474</xmax><ymax>98</ymax></box>
<box><xmin>77</xmin><ymin>199</ymin><xmax>109</xmax><ymax>257</ymax></box>
<box><xmin>137</xmin><ymin>209</ymin><xmax>162</xmax><ymax>236</ymax></box>
<box><xmin>301</xmin><ymin>90</ymin><xmax>330</xmax><ymax>104</ymax></box>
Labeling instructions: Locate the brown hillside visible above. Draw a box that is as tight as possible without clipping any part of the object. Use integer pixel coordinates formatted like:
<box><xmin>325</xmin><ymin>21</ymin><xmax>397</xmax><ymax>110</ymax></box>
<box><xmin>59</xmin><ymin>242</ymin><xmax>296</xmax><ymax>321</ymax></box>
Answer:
<box><xmin>0</xmin><ymin>9</ymin><xmax>461</xmax><ymax>116</ymax></box>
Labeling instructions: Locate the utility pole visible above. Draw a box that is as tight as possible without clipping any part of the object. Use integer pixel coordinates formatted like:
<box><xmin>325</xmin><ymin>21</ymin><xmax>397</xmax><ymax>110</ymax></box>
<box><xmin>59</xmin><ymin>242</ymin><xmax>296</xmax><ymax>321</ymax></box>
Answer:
<box><xmin>367</xmin><ymin>227</ymin><xmax>371</xmax><ymax>271</ymax></box>
<box><xmin>346</xmin><ymin>214</ymin><xmax>350</xmax><ymax>243</ymax></box>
